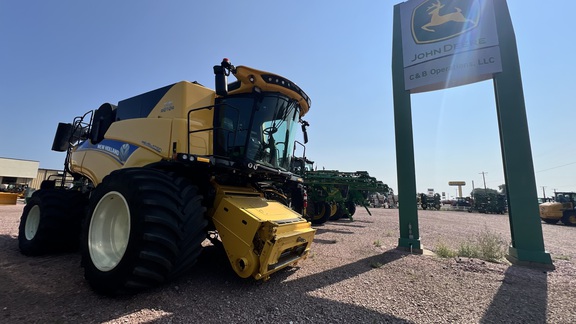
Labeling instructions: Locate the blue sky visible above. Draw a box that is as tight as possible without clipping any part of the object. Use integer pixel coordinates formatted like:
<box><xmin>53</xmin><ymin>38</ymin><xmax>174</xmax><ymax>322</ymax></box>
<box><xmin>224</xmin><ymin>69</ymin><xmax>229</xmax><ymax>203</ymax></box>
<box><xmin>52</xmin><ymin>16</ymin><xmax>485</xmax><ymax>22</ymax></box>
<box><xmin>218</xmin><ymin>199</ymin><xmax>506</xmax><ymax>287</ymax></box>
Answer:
<box><xmin>1</xmin><ymin>1</ymin><xmax>574</xmax><ymax>199</ymax></box>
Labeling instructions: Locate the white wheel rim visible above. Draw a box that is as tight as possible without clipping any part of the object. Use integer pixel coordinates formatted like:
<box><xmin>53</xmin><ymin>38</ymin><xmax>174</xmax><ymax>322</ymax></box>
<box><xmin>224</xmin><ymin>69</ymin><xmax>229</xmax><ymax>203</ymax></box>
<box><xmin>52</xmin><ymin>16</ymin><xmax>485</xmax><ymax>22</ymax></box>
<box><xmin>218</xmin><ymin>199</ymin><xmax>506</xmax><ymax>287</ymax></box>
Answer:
<box><xmin>25</xmin><ymin>205</ymin><xmax>41</xmax><ymax>240</ymax></box>
<box><xmin>89</xmin><ymin>191</ymin><xmax>131</xmax><ymax>272</ymax></box>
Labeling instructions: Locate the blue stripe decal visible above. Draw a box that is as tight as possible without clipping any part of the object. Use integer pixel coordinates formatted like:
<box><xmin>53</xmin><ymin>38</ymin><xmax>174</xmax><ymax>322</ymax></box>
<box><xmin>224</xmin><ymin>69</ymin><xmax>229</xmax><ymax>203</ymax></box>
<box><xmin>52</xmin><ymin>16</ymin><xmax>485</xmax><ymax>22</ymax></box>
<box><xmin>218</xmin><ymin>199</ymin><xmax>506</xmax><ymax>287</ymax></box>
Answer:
<box><xmin>76</xmin><ymin>139</ymin><xmax>139</xmax><ymax>165</ymax></box>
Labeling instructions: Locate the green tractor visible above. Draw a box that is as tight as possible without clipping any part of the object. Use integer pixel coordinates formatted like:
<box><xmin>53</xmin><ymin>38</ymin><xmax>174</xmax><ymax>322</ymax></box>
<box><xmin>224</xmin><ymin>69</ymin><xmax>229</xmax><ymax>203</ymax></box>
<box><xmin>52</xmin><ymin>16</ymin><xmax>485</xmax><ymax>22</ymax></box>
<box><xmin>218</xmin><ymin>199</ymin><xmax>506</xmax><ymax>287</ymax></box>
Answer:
<box><xmin>469</xmin><ymin>190</ymin><xmax>507</xmax><ymax>214</ymax></box>
<box><xmin>419</xmin><ymin>193</ymin><xmax>441</xmax><ymax>210</ymax></box>
<box><xmin>290</xmin><ymin>157</ymin><xmax>390</xmax><ymax>224</ymax></box>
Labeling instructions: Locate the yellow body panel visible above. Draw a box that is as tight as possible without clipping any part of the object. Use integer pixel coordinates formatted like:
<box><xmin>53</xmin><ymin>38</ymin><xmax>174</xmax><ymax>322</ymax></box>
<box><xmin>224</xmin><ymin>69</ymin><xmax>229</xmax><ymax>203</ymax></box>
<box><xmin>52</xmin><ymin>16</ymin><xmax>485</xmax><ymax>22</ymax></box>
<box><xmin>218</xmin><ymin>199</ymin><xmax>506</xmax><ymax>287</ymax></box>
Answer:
<box><xmin>539</xmin><ymin>202</ymin><xmax>571</xmax><ymax>220</ymax></box>
<box><xmin>0</xmin><ymin>192</ymin><xmax>18</xmax><ymax>205</ymax></box>
<box><xmin>170</xmin><ymin>118</ymin><xmax>212</xmax><ymax>156</ymax></box>
<box><xmin>69</xmin><ymin>150</ymin><xmax>86</xmax><ymax>175</ymax></box>
<box><xmin>148</xmin><ymin>81</ymin><xmax>215</xmax><ymax>121</ymax></box>
<box><xmin>150</xmin><ymin>81</ymin><xmax>215</xmax><ymax>156</ymax></box>
<box><xmin>210</xmin><ymin>184</ymin><xmax>315</xmax><ymax>280</ymax></box>
<box><xmin>106</xmin><ymin>118</ymin><xmax>173</xmax><ymax>159</ymax></box>
<box><xmin>229</xmin><ymin>66</ymin><xmax>310</xmax><ymax>117</ymax></box>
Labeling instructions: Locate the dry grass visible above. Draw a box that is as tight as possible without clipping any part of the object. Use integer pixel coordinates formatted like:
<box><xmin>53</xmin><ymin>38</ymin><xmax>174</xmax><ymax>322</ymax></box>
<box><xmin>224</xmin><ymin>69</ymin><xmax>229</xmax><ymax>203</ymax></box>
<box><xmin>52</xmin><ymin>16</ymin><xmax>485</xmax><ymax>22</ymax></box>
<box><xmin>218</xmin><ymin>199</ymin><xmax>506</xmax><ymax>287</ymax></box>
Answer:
<box><xmin>435</xmin><ymin>226</ymin><xmax>507</xmax><ymax>262</ymax></box>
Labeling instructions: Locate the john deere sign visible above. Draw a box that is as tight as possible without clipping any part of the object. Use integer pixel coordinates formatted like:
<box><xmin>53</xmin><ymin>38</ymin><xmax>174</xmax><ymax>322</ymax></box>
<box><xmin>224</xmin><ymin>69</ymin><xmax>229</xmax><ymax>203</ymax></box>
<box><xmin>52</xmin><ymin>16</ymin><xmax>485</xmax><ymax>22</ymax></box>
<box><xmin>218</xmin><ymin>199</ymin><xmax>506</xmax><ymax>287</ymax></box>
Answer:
<box><xmin>392</xmin><ymin>0</ymin><xmax>553</xmax><ymax>267</ymax></box>
<box><xmin>400</xmin><ymin>0</ymin><xmax>502</xmax><ymax>92</ymax></box>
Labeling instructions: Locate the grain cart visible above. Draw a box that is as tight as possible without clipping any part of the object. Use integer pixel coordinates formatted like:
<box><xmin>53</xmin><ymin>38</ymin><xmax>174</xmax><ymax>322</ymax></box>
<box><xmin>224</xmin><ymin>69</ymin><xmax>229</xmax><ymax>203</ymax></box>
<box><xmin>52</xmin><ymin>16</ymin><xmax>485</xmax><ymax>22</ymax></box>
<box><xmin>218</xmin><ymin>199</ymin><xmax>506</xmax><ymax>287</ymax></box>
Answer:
<box><xmin>539</xmin><ymin>192</ymin><xmax>576</xmax><ymax>225</ymax></box>
<box><xmin>18</xmin><ymin>59</ymin><xmax>316</xmax><ymax>295</ymax></box>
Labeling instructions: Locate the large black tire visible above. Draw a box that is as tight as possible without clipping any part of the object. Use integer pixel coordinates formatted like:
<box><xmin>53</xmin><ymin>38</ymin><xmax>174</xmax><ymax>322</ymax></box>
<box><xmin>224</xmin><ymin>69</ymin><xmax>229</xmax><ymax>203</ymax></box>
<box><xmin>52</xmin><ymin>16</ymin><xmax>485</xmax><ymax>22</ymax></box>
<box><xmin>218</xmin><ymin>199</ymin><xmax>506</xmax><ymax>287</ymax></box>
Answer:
<box><xmin>561</xmin><ymin>211</ymin><xmax>576</xmax><ymax>226</ymax></box>
<box><xmin>168</xmin><ymin>176</ymin><xmax>208</xmax><ymax>279</ymax></box>
<box><xmin>308</xmin><ymin>202</ymin><xmax>330</xmax><ymax>225</ymax></box>
<box><xmin>346</xmin><ymin>201</ymin><xmax>356</xmax><ymax>217</ymax></box>
<box><xmin>289</xmin><ymin>186</ymin><xmax>305</xmax><ymax>215</ymax></box>
<box><xmin>81</xmin><ymin>168</ymin><xmax>206</xmax><ymax>295</ymax></box>
<box><xmin>18</xmin><ymin>189</ymin><xmax>88</xmax><ymax>255</ymax></box>
<box><xmin>329</xmin><ymin>204</ymin><xmax>346</xmax><ymax>221</ymax></box>
<box><xmin>541</xmin><ymin>218</ymin><xmax>559</xmax><ymax>225</ymax></box>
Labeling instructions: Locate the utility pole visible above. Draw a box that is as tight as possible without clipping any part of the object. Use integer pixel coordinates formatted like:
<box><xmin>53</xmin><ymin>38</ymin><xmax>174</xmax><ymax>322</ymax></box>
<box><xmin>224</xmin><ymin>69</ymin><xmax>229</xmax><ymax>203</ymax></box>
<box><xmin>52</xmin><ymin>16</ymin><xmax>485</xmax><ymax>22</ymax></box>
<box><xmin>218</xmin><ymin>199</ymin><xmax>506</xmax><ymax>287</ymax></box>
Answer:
<box><xmin>479</xmin><ymin>172</ymin><xmax>488</xmax><ymax>191</ymax></box>
<box><xmin>541</xmin><ymin>186</ymin><xmax>546</xmax><ymax>199</ymax></box>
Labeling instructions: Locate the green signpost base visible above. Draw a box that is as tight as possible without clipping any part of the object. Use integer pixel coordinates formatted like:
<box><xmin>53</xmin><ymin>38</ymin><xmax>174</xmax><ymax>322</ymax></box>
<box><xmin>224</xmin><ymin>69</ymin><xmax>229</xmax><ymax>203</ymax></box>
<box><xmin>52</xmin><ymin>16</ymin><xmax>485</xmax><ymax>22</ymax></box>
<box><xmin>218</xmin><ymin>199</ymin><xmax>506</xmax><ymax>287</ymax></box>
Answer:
<box><xmin>506</xmin><ymin>246</ymin><xmax>555</xmax><ymax>270</ymax></box>
<box><xmin>397</xmin><ymin>238</ymin><xmax>423</xmax><ymax>254</ymax></box>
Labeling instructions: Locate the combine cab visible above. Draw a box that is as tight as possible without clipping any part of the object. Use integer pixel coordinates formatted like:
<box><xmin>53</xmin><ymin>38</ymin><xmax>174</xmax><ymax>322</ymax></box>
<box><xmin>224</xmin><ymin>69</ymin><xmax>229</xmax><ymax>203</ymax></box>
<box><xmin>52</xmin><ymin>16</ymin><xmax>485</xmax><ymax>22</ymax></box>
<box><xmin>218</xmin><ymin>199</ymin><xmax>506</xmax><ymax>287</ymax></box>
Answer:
<box><xmin>18</xmin><ymin>59</ymin><xmax>316</xmax><ymax>294</ymax></box>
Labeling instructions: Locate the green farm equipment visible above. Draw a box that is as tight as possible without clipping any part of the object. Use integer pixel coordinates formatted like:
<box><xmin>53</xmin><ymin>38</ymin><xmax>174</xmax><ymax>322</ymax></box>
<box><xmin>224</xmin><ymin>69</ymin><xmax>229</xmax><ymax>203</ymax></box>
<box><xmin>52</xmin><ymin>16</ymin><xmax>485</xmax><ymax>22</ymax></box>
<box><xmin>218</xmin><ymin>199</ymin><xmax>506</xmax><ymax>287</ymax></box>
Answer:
<box><xmin>469</xmin><ymin>191</ymin><xmax>507</xmax><ymax>214</ymax></box>
<box><xmin>291</xmin><ymin>157</ymin><xmax>390</xmax><ymax>224</ymax></box>
<box><xmin>419</xmin><ymin>193</ymin><xmax>441</xmax><ymax>210</ymax></box>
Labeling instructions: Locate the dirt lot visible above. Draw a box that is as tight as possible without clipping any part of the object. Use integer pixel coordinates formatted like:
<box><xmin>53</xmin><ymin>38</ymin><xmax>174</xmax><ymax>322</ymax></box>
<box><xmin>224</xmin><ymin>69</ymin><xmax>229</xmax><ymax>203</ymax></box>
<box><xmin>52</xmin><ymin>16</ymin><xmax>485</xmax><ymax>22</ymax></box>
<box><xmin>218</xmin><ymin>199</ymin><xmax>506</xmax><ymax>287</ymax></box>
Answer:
<box><xmin>1</xmin><ymin>202</ymin><xmax>575</xmax><ymax>323</ymax></box>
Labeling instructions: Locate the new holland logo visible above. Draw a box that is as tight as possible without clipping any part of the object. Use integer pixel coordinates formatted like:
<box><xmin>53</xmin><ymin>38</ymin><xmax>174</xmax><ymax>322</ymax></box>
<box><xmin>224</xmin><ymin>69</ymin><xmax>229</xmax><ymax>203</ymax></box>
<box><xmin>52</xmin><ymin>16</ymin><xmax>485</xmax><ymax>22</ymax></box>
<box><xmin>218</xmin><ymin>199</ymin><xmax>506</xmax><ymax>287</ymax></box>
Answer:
<box><xmin>411</xmin><ymin>0</ymin><xmax>480</xmax><ymax>44</ymax></box>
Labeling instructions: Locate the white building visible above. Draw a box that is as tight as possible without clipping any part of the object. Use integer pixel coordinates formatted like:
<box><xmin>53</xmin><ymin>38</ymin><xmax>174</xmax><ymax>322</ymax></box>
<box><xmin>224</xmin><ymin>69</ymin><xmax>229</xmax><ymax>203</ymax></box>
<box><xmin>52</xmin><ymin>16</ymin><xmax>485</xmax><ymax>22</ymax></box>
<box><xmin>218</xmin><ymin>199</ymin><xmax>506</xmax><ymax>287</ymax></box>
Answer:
<box><xmin>0</xmin><ymin>157</ymin><xmax>39</xmax><ymax>188</ymax></box>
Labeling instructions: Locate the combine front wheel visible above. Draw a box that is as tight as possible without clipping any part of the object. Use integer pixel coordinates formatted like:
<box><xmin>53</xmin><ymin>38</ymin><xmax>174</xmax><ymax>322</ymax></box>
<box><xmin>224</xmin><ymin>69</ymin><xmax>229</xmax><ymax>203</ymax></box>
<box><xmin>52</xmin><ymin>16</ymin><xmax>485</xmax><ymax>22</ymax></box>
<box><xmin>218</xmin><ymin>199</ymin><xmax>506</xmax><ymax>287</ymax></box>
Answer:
<box><xmin>82</xmin><ymin>168</ymin><xmax>185</xmax><ymax>295</ymax></box>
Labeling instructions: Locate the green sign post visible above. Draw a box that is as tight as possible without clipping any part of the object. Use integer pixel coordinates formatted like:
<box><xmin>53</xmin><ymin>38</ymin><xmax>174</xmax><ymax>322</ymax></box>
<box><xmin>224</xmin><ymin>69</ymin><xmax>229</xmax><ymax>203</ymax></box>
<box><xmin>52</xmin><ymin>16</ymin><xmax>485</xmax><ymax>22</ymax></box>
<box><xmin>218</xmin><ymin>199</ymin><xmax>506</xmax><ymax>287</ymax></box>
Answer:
<box><xmin>392</xmin><ymin>0</ymin><xmax>553</xmax><ymax>267</ymax></box>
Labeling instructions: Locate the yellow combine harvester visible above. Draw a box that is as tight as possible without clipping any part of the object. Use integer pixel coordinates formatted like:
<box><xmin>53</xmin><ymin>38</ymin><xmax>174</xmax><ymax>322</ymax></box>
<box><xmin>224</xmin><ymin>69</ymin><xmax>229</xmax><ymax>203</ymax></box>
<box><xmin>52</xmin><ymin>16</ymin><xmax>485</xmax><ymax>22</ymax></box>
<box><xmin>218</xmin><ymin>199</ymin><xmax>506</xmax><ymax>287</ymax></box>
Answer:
<box><xmin>18</xmin><ymin>59</ymin><xmax>315</xmax><ymax>294</ymax></box>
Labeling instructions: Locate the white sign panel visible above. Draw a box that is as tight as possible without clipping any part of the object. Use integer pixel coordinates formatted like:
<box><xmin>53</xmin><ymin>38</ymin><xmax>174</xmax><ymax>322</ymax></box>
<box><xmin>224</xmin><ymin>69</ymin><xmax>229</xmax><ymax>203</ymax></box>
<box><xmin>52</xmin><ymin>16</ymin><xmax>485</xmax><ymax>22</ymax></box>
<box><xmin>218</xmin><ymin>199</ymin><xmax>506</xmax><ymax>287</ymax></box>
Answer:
<box><xmin>399</xmin><ymin>0</ymin><xmax>502</xmax><ymax>92</ymax></box>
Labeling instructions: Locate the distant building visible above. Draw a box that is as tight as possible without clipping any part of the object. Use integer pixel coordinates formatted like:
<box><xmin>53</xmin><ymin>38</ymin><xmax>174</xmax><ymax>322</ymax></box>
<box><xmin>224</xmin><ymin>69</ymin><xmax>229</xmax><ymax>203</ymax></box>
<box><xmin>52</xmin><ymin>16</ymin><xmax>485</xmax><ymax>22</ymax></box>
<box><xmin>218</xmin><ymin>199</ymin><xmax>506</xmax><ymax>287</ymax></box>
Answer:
<box><xmin>0</xmin><ymin>157</ymin><xmax>63</xmax><ymax>190</ymax></box>
<box><xmin>0</xmin><ymin>157</ymin><xmax>39</xmax><ymax>188</ymax></box>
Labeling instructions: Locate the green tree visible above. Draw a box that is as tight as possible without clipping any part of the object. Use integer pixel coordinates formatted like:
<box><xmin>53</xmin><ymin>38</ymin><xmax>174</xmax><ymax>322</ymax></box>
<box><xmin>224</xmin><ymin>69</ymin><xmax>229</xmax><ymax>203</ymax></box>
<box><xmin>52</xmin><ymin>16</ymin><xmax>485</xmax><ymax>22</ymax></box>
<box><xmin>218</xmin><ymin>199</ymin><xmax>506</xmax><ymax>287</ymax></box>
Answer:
<box><xmin>471</xmin><ymin>188</ymin><xmax>498</xmax><ymax>197</ymax></box>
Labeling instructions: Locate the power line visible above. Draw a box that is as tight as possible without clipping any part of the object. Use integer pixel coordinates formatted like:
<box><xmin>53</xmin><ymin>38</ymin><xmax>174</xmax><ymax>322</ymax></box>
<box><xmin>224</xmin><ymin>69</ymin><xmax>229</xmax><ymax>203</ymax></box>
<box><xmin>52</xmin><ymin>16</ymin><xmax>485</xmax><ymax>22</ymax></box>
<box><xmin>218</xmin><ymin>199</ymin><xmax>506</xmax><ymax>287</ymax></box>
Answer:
<box><xmin>536</xmin><ymin>161</ymin><xmax>576</xmax><ymax>173</ymax></box>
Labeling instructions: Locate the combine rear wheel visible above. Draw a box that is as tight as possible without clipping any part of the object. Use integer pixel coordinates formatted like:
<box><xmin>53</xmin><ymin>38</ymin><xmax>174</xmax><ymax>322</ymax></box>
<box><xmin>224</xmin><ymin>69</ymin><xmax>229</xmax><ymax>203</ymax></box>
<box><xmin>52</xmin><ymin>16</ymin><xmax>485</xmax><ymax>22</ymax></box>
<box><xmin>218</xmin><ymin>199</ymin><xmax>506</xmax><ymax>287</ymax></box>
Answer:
<box><xmin>81</xmin><ymin>168</ymin><xmax>206</xmax><ymax>295</ymax></box>
<box><xmin>18</xmin><ymin>189</ymin><xmax>87</xmax><ymax>255</ymax></box>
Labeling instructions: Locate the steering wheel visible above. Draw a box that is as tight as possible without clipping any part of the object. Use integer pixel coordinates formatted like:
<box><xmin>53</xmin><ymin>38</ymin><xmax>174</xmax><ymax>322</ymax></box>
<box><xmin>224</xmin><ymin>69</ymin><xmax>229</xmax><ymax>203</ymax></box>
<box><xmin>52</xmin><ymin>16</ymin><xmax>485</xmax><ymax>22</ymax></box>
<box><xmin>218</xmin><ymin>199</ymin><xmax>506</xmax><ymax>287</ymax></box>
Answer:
<box><xmin>263</xmin><ymin>126</ymin><xmax>278</xmax><ymax>136</ymax></box>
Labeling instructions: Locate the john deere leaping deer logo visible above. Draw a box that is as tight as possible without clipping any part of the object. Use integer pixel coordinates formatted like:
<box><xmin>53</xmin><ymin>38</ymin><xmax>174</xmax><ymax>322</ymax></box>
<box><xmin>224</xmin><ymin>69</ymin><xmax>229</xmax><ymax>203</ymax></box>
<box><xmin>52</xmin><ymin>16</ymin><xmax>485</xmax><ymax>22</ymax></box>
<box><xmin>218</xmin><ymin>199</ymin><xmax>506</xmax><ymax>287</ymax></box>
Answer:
<box><xmin>412</xmin><ymin>0</ymin><xmax>480</xmax><ymax>44</ymax></box>
<box><xmin>422</xmin><ymin>0</ymin><xmax>473</xmax><ymax>32</ymax></box>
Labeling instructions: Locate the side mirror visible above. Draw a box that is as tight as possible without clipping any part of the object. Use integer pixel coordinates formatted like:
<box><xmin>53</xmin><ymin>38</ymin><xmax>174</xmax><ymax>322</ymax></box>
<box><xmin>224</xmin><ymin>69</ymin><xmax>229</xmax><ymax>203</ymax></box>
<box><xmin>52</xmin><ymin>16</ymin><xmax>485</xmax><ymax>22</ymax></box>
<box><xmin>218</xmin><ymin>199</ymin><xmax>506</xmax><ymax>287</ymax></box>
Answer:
<box><xmin>52</xmin><ymin>123</ymin><xmax>73</xmax><ymax>152</ymax></box>
<box><xmin>300</xmin><ymin>119</ymin><xmax>309</xmax><ymax>144</ymax></box>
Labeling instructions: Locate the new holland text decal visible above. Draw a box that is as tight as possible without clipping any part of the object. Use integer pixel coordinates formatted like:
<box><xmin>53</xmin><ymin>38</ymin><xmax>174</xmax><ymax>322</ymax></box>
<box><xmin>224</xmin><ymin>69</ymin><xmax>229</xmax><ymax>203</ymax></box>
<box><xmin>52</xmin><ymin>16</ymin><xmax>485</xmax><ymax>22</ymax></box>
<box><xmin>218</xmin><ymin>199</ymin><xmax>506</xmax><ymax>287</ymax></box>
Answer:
<box><xmin>77</xmin><ymin>139</ymin><xmax>138</xmax><ymax>164</ymax></box>
<box><xmin>412</xmin><ymin>0</ymin><xmax>480</xmax><ymax>44</ymax></box>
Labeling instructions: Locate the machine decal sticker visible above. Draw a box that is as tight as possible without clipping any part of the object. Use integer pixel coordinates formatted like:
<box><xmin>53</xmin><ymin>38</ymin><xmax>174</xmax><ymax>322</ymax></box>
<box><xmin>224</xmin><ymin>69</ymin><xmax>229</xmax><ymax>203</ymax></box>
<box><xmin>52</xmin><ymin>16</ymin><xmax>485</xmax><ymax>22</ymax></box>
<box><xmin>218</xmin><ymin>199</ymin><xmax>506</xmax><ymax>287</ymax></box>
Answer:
<box><xmin>141</xmin><ymin>141</ymin><xmax>162</xmax><ymax>153</ymax></box>
<box><xmin>77</xmin><ymin>139</ymin><xmax>138</xmax><ymax>164</ymax></box>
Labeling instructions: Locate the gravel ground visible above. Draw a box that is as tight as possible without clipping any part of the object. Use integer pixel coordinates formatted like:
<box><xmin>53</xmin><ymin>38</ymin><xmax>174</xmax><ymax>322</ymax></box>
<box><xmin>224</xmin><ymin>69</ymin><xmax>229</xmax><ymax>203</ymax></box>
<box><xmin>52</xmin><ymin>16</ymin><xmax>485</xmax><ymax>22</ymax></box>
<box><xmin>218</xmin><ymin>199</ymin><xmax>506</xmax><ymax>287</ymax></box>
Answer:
<box><xmin>1</xmin><ymin>202</ymin><xmax>575</xmax><ymax>323</ymax></box>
